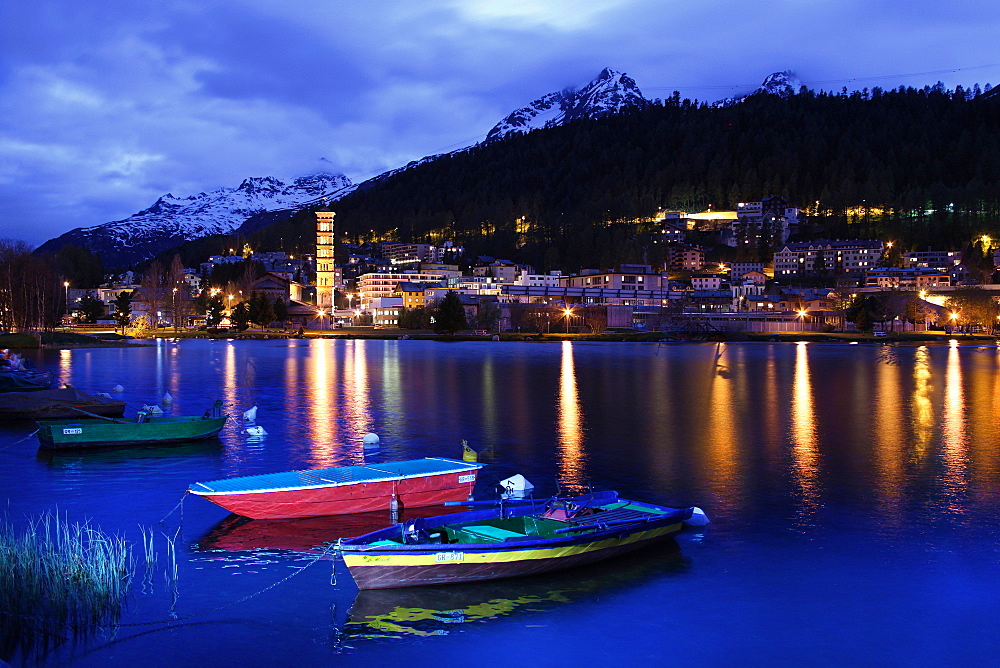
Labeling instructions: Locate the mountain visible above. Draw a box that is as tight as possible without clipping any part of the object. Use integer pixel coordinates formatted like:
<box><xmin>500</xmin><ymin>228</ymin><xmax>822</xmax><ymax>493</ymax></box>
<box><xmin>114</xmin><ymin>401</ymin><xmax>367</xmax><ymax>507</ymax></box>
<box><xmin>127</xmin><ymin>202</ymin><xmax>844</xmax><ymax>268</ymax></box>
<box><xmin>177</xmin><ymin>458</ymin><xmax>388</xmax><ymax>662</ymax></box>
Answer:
<box><xmin>719</xmin><ymin>70</ymin><xmax>803</xmax><ymax>106</ymax></box>
<box><xmin>36</xmin><ymin>174</ymin><xmax>352</xmax><ymax>267</ymax></box>
<box><xmin>486</xmin><ymin>68</ymin><xmax>648</xmax><ymax>142</ymax></box>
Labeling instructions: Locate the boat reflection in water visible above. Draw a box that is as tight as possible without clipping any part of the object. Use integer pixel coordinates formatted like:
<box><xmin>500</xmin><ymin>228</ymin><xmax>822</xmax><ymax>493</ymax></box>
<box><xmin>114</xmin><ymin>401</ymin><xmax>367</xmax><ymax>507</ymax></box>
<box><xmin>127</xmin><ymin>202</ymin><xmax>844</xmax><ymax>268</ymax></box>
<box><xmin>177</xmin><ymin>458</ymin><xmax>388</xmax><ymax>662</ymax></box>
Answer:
<box><xmin>196</xmin><ymin>506</ymin><xmax>464</xmax><ymax>554</ymax></box>
<box><xmin>36</xmin><ymin>437</ymin><xmax>224</xmax><ymax>468</ymax></box>
<box><xmin>337</xmin><ymin>541</ymin><xmax>689</xmax><ymax>643</ymax></box>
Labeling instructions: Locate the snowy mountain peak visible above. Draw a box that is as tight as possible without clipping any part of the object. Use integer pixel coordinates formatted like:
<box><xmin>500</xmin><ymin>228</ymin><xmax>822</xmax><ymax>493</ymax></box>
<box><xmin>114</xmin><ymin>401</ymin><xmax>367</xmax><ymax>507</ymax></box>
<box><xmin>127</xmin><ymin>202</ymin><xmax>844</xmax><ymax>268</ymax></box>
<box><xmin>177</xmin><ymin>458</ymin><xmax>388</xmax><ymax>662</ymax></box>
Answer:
<box><xmin>37</xmin><ymin>173</ymin><xmax>352</xmax><ymax>268</ymax></box>
<box><xmin>757</xmin><ymin>71</ymin><xmax>801</xmax><ymax>97</ymax></box>
<box><xmin>486</xmin><ymin>68</ymin><xmax>648</xmax><ymax>142</ymax></box>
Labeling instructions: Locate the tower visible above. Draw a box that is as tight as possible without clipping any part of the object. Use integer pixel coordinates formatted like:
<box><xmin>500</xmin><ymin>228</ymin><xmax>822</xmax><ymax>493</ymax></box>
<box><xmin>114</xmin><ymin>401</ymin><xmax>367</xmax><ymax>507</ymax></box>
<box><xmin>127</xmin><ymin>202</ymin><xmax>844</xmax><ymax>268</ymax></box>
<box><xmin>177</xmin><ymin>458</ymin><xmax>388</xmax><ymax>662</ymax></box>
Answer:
<box><xmin>315</xmin><ymin>208</ymin><xmax>335</xmax><ymax>309</ymax></box>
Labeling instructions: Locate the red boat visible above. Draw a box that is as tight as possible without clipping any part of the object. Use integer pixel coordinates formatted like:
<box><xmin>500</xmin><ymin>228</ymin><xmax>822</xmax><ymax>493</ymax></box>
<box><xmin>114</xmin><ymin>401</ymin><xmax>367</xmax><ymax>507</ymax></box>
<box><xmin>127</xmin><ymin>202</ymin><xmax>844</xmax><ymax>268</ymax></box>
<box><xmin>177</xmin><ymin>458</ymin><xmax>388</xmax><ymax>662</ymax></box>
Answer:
<box><xmin>188</xmin><ymin>457</ymin><xmax>484</xmax><ymax>520</ymax></box>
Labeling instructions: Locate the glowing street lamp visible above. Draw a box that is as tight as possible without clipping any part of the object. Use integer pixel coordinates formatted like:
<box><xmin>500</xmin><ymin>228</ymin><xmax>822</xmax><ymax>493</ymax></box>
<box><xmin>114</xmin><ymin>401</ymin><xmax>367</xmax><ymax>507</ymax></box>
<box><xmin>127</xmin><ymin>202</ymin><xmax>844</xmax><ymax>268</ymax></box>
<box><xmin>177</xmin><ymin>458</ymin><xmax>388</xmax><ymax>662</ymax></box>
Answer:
<box><xmin>63</xmin><ymin>281</ymin><xmax>70</xmax><ymax>319</ymax></box>
<box><xmin>563</xmin><ymin>307</ymin><xmax>574</xmax><ymax>333</ymax></box>
<box><xmin>797</xmin><ymin>309</ymin><xmax>808</xmax><ymax>332</ymax></box>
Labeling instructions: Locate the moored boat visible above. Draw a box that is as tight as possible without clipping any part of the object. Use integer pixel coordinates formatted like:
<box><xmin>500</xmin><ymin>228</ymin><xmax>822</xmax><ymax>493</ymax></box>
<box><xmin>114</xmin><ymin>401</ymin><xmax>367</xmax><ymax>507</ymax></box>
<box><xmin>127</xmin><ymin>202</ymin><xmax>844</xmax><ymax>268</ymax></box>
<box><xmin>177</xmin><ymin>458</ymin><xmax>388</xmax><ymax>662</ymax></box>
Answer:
<box><xmin>0</xmin><ymin>386</ymin><xmax>126</xmax><ymax>420</ymax></box>
<box><xmin>35</xmin><ymin>401</ymin><xmax>227</xmax><ymax>449</ymax></box>
<box><xmin>188</xmin><ymin>457</ymin><xmax>484</xmax><ymax>520</ymax></box>
<box><xmin>336</xmin><ymin>491</ymin><xmax>707</xmax><ymax>590</ymax></box>
<box><xmin>0</xmin><ymin>368</ymin><xmax>52</xmax><ymax>392</ymax></box>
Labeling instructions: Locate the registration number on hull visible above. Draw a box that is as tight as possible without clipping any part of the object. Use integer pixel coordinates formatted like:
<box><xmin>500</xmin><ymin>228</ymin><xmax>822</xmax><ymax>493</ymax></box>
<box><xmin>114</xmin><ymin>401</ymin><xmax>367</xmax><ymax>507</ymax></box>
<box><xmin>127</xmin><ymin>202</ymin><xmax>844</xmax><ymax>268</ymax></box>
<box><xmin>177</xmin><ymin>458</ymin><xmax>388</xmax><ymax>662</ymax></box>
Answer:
<box><xmin>458</xmin><ymin>474</ymin><xmax>475</xmax><ymax>483</ymax></box>
<box><xmin>434</xmin><ymin>551</ymin><xmax>465</xmax><ymax>563</ymax></box>
<box><xmin>62</xmin><ymin>428</ymin><xmax>83</xmax><ymax>435</ymax></box>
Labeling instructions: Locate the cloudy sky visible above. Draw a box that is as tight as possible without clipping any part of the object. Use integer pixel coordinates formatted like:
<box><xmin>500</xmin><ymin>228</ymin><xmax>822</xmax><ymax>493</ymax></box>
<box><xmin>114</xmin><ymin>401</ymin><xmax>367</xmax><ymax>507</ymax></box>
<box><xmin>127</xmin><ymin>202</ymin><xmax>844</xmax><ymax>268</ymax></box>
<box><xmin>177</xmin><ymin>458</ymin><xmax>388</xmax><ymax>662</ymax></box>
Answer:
<box><xmin>2</xmin><ymin>1</ymin><xmax>999</xmax><ymax>246</ymax></box>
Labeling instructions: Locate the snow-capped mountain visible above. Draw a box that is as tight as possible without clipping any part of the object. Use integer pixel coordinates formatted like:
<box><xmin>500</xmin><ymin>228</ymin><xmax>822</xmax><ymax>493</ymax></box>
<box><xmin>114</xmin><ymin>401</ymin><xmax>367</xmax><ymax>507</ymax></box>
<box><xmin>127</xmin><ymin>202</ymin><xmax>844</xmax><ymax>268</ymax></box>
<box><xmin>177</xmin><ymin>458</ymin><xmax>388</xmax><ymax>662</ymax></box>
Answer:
<box><xmin>719</xmin><ymin>71</ymin><xmax>803</xmax><ymax>105</ymax></box>
<box><xmin>755</xmin><ymin>71</ymin><xmax>802</xmax><ymax>97</ymax></box>
<box><xmin>486</xmin><ymin>68</ymin><xmax>648</xmax><ymax>142</ymax></box>
<box><xmin>37</xmin><ymin>173</ymin><xmax>353</xmax><ymax>267</ymax></box>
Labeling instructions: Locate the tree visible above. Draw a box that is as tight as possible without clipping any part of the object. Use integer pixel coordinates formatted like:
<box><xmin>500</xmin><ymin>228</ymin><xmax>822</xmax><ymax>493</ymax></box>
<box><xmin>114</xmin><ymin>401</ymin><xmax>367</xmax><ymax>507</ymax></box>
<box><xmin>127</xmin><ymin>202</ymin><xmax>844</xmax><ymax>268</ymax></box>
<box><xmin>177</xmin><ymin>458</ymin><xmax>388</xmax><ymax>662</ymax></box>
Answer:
<box><xmin>945</xmin><ymin>289</ymin><xmax>999</xmax><ymax>332</ymax></box>
<box><xmin>273</xmin><ymin>297</ymin><xmax>288</xmax><ymax>328</ymax></box>
<box><xmin>249</xmin><ymin>292</ymin><xmax>275</xmax><ymax>329</ymax></box>
<box><xmin>476</xmin><ymin>298</ymin><xmax>501</xmax><ymax>330</ymax></box>
<box><xmin>112</xmin><ymin>291</ymin><xmax>132</xmax><ymax>332</ymax></box>
<box><xmin>433</xmin><ymin>291</ymin><xmax>467</xmax><ymax>334</ymax></box>
<box><xmin>205</xmin><ymin>294</ymin><xmax>225</xmax><ymax>328</ymax></box>
<box><xmin>77</xmin><ymin>294</ymin><xmax>106</xmax><ymax>324</ymax></box>
<box><xmin>230</xmin><ymin>301</ymin><xmax>251</xmax><ymax>332</ymax></box>
<box><xmin>137</xmin><ymin>259</ymin><xmax>166</xmax><ymax>329</ymax></box>
<box><xmin>398</xmin><ymin>306</ymin><xmax>431</xmax><ymax>329</ymax></box>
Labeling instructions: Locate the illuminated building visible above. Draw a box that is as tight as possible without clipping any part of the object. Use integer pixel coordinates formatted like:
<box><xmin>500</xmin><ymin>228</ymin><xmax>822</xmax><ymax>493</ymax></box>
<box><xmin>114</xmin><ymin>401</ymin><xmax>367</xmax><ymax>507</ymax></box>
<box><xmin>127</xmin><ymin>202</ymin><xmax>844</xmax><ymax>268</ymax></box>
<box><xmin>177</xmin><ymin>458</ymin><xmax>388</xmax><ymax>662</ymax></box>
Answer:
<box><xmin>315</xmin><ymin>208</ymin><xmax>335</xmax><ymax>309</ymax></box>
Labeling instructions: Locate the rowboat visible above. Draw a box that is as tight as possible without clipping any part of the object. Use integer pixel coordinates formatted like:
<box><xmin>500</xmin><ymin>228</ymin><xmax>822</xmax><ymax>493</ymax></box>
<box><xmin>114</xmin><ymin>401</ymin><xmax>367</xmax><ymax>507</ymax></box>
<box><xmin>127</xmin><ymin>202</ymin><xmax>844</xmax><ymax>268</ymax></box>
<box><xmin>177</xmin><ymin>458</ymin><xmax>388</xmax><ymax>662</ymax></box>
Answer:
<box><xmin>188</xmin><ymin>457</ymin><xmax>485</xmax><ymax>520</ymax></box>
<box><xmin>35</xmin><ymin>402</ymin><xmax>227</xmax><ymax>449</ymax></box>
<box><xmin>0</xmin><ymin>369</ymin><xmax>52</xmax><ymax>392</ymax></box>
<box><xmin>0</xmin><ymin>387</ymin><xmax>126</xmax><ymax>420</ymax></box>
<box><xmin>336</xmin><ymin>490</ymin><xmax>707</xmax><ymax>590</ymax></box>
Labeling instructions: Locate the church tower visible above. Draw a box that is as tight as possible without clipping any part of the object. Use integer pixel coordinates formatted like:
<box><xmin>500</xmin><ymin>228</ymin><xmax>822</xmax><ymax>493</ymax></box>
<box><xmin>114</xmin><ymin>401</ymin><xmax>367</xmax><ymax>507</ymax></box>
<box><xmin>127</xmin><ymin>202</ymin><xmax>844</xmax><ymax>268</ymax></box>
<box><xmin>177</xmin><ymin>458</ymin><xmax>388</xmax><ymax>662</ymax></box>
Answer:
<box><xmin>315</xmin><ymin>208</ymin><xmax>335</xmax><ymax>309</ymax></box>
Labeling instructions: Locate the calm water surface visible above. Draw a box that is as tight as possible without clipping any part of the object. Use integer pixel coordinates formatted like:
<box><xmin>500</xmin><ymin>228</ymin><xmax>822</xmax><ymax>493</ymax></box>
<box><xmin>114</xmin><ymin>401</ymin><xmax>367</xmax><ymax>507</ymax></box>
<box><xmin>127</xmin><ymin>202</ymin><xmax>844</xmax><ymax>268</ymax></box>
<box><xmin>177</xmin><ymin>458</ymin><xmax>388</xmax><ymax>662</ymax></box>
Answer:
<box><xmin>3</xmin><ymin>338</ymin><xmax>1000</xmax><ymax>666</ymax></box>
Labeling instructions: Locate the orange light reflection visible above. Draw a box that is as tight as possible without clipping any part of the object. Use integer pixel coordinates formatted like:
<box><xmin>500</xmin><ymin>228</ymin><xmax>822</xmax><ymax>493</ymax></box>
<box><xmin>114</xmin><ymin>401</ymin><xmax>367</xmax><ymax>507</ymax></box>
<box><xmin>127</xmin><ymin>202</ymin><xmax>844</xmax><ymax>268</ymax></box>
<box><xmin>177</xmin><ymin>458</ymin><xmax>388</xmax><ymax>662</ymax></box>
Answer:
<box><xmin>556</xmin><ymin>341</ymin><xmax>586</xmax><ymax>490</ymax></box>
<box><xmin>790</xmin><ymin>342</ymin><xmax>820</xmax><ymax>518</ymax></box>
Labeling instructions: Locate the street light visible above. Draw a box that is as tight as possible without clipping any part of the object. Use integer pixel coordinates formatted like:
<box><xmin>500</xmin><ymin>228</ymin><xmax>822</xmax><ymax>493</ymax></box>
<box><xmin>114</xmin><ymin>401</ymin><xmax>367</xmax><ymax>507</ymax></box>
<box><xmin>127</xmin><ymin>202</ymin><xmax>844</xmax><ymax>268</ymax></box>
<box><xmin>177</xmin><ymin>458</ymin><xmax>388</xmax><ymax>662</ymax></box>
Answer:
<box><xmin>797</xmin><ymin>309</ymin><xmax>808</xmax><ymax>332</ymax></box>
<box><xmin>317</xmin><ymin>309</ymin><xmax>325</xmax><ymax>330</ymax></box>
<box><xmin>172</xmin><ymin>287</ymin><xmax>178</xmax><ymax>331</ymax></box>
<box><xmin>63</xmin><ymin>281</ymin><xmax>70</xmax><ymax>321</ymax></box>
<box><xmin>563</xmin><ymin>307</ymin><xmax>573</xmax><ymax>333</ymax></box>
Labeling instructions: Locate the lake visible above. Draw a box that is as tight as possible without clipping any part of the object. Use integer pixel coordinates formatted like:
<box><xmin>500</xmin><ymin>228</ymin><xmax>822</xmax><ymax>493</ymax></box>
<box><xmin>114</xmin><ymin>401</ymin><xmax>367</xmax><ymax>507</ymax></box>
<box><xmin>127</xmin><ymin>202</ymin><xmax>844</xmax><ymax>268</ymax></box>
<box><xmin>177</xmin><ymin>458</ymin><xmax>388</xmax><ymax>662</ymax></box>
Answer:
<box><xmin>3</xmin><ymin>338</ymin><xmax>1000</xmax><ymax>666</ymax></box>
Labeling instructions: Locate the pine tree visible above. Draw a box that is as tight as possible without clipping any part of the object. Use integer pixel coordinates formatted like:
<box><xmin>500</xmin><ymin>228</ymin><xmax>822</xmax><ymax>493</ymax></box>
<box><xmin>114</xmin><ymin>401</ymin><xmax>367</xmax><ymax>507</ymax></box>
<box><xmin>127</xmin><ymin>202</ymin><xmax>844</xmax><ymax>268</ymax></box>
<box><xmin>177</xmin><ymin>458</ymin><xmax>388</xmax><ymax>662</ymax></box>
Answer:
<box><xmin>433</xmin><ymin>291</ymin><xmax>467</xmax><ymax>334</ymax></box>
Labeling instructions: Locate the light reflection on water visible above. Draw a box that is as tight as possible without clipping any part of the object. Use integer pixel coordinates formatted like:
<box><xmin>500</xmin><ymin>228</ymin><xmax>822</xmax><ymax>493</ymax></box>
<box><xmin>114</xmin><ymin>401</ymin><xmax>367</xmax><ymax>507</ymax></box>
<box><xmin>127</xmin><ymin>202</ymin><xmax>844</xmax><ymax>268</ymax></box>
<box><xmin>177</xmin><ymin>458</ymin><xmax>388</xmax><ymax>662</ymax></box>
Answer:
<box><xmin>4</xmin><ymin>339</ymin><xmax>1000</xmax><ymax>665</ymax></box>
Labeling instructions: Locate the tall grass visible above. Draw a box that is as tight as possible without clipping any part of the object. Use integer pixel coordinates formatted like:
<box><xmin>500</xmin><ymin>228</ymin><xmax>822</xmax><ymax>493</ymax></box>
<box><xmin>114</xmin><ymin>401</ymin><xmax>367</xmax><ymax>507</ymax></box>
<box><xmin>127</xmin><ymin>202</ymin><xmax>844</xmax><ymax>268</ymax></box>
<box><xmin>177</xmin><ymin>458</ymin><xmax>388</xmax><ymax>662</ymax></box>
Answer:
<box><xmin>0</xmin><ymin>512</ymin><xmax>134</xmax><ymax>662</ymax></box>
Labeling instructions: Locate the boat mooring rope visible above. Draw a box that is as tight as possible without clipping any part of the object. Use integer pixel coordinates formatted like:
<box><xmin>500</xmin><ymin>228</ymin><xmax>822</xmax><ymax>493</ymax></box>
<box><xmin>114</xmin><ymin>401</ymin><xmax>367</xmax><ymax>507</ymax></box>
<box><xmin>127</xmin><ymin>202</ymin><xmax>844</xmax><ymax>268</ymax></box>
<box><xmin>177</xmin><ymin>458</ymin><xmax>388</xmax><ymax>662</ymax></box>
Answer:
<box><xmin>0</xmin><ymin>428</ymin><xmax>39</xmax><ymax>453</ymax></box>
<box><xmin>156</xmin><ymin>490</ymin><xmax>188</xmax><ymax>527</ymax></box>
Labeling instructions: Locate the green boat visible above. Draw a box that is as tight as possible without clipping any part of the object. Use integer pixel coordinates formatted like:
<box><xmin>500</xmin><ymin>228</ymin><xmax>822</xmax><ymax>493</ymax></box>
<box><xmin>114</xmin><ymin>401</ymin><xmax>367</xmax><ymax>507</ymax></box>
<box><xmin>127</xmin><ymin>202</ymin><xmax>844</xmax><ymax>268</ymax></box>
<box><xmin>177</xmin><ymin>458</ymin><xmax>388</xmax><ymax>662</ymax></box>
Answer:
<box><xmin>35</xmin><ymin>401</ymin><xmax>228</xmax><ymax>449</ymax></box>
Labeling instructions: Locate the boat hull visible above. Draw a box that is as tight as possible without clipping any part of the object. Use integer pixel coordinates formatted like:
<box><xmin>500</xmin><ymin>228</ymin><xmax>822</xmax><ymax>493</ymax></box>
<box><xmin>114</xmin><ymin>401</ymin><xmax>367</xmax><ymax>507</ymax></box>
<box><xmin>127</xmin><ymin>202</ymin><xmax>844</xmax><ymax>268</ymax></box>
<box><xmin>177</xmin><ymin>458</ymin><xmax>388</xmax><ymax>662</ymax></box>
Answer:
<box><xmin>0</xmin><ymin>387</ymin><xmax>126</xmax><ymax>420</ymax></box>
<box><xmin>35</xmin><ymin>415</ymin><xmax>227</xmax><ymax>449</ymax></box>
<box><xmin>341</xmin><ymin>523</ymin><xmax>684</xmax><ymax>590</ymax></box>
<box><xmin>338</xmin><ymin>493</ymin><xmax>695</xmax><ymax>589</ymax></box>
<box><xmin>189</xmin><ymin>458</ymin><xmax>484</xmax><ymax>520</ymax></box>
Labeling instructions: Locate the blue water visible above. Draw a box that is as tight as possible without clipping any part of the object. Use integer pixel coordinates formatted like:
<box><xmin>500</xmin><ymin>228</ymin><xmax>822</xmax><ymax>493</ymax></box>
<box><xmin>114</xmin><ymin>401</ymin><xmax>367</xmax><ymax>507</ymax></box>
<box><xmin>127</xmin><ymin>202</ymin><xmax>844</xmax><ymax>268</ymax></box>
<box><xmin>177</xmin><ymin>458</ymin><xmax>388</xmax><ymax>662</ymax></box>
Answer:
<box><xmin>3</xmin><ymin>338</ymin><xmax>1000</xmax><ymax>666</ymax></box>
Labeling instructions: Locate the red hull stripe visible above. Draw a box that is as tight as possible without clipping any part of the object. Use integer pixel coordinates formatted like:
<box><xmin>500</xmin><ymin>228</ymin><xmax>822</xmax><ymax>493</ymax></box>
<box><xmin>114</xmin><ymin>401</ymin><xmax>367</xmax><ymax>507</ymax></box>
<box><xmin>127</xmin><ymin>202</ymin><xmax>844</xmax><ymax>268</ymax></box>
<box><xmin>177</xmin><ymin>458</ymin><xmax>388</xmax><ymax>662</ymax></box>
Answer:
<box><xmin>199</xmin><ymin>472</ymin><xmax>478</xmax><ymax>519</ymax></box>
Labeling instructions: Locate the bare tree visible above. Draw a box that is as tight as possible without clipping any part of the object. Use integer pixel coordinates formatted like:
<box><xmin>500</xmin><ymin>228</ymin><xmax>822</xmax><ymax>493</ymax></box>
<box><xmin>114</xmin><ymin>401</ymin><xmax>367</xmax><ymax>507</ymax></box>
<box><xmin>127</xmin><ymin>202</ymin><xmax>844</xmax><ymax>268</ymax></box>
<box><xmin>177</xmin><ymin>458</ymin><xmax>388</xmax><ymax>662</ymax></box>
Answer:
<box><xmin>0</xmin><ymin>238</ymin><xmax>60</xmax><ymax>332</ymax></box>
<box><xmin>137</xmin><ymin>259</ymin><xmax>167</xmax><ymax>328</ymax></box>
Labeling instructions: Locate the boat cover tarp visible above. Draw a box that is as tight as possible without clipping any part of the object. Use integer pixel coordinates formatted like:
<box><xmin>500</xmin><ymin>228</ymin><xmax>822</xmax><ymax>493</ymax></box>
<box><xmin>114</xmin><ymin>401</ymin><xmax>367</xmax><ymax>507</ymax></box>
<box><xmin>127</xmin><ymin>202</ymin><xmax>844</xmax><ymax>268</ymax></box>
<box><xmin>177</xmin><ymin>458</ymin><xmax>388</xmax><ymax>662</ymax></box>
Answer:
<box><xmin>0</xmin><ymin>387</ymin><xmax>124</xmax><ymax>414</ymax></box>
<box><xmin>0</xmin><ymin>372</ymin><xmax>51</xmax><ymax>392</ymax></box>
<box><xmin>192</xmin><ymin>458</ymin><xmax>483</xmax><ymax>494</ymax></box>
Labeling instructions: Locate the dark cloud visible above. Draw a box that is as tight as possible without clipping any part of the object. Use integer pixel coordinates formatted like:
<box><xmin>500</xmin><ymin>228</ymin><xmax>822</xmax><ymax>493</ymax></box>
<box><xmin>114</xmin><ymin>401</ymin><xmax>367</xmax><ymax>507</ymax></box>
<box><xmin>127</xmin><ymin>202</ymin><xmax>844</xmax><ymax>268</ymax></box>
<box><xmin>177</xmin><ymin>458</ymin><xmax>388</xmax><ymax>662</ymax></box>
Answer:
<box><xmin>2</xmin><ymin>0</ymin><xmax>999</xmax><ymax>245</ymax></box>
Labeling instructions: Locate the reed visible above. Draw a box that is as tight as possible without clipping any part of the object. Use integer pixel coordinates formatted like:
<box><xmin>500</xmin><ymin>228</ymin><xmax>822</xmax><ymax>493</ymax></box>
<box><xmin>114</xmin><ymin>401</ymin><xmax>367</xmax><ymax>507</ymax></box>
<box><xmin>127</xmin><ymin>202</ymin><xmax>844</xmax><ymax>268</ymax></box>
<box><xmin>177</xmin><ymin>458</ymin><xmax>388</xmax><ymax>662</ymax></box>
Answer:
<box><xmin>0</xmin><ymin>512</ymin><xmax>134</xmax><ymax>662</ymax></box>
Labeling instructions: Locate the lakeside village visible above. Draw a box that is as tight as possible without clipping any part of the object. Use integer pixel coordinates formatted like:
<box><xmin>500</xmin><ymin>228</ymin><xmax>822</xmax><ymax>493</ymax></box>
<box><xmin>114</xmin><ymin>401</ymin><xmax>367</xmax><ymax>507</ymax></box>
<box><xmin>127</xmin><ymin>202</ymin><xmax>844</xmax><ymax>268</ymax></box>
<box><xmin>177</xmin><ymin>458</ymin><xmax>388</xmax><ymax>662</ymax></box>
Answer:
<box><xmin>63</xmin><ymin>198</ymin><xmax>1000</xmax><ymax>339</ymax></box>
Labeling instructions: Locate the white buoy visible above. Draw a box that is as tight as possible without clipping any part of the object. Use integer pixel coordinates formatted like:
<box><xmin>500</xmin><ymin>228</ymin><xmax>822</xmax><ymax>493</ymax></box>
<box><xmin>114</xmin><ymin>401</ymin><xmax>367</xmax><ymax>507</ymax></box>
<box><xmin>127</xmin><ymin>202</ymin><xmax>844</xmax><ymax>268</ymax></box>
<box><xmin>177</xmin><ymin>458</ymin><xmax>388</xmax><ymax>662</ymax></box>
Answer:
<box><xmin>96</xmin><ymin>392</ymin><xmax>112</xmax><ymax>399</ymax></box>
<box><xmin>684</xmin><ymin>507</ymin><xmax>710</xmax><ymax>527</ymax></box>
<box><xmin>112</xmin><ymin>384</ymin><xmax>124</xmax><ymax>393</ymax></box>
<box><xmin>243</xmin><ymin>406</ymin><xmax>258</xmax><ymax>423</ymax></box>
<box><xmin>162</xmin><ymin>392</ymin><xmax>173</xmax><ymax>406</ymax></box>
<box><xmin>244</xmin><ymin>425</ymin><xmax>267</xmax><ymax>437</ymax></box>
<box><xmin>363</xmin><ymin>433</ymin><xmax>380</xmax><ymax>449</ymax></box>
<box><xmin>499</xmin><ymin>474</ymin><xmax>534</xmax><ymax>496</ymax></box>
<box><xmin>141</xmin><ymin>405</ymin><xmax>164</xmax><ymax>416</ymax></box>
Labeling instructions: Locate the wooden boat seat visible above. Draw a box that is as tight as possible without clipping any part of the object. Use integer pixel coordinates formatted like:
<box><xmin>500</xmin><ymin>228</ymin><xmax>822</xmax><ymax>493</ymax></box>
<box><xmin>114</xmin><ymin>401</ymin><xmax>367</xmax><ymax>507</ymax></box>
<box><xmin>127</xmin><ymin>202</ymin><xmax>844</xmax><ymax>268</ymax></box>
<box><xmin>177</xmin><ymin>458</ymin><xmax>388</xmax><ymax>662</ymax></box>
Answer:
<box><xmin>460</xmin><ymin>525</ymin><xmax>525</xmax><ymax>542</ymax></box>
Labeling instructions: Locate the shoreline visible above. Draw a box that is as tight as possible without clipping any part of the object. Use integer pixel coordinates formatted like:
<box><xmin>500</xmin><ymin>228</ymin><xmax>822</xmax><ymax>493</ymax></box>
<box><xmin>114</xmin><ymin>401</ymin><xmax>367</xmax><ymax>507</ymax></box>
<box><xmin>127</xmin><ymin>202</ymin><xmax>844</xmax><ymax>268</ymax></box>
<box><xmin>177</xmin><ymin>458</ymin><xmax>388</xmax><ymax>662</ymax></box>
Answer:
<box><xmin>2</xmin><ymin>328</ymin><xmax>997</xmax><ymax>350</ymax></box>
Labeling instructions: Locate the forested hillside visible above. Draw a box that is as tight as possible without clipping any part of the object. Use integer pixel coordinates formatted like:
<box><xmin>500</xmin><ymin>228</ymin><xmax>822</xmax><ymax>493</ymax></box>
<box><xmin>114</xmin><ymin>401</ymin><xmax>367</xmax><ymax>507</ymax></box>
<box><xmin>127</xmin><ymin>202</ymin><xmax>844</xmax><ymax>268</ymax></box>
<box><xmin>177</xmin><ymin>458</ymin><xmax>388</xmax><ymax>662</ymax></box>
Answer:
<box><xmin>254</xmin><ymin>85</ymin><xmax>1000</xmax><ymax>271</ymax></box>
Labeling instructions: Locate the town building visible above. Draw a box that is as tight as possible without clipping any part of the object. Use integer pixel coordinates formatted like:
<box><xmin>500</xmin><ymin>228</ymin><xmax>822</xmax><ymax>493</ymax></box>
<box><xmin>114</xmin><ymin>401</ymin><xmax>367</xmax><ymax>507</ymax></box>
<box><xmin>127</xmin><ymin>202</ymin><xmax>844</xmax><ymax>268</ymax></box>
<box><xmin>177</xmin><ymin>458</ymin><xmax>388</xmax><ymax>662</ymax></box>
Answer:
<box><xmin>357</xmin><ymin>270</ymin><xmax>448</xmax><ymax>309</ymax></box>
<box><xmin>773</xmin><ymin>240</ymin><xmax>884</xmax><ymax>277</ymax></box>
<box><xmin>732</xmin><ymin>198</ymin><xmax>800</xmax><ymax>247</ymax></box>
<box><xmin>664</xmin><ymin>243</ymin><xmax>705</xmax><ymax>271</ymax></box>
<box><xmin>864</xmin><ymin>268</ymin><xmax>951</xmax><ymax>289</ymax></box>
